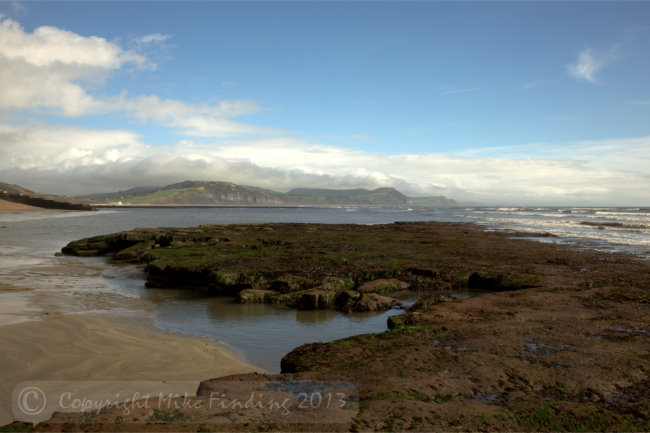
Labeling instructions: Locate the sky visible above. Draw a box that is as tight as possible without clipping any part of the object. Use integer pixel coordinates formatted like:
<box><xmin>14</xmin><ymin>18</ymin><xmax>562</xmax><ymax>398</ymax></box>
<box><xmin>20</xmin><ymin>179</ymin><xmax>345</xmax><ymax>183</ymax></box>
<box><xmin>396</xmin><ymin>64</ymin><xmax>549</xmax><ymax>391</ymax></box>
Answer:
<box><xmin>0</xmin><ymin>1</ymin><xmax>649</xmax><ymax>206</ymax></box>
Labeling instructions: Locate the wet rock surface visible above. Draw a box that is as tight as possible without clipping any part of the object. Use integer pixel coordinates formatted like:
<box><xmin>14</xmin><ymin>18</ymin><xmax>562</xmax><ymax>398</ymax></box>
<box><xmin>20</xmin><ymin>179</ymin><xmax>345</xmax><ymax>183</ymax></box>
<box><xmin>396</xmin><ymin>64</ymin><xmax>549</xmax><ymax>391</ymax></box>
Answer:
<box><xmin>41</xmin><ymin>222</ymin><xmax>650</xmax><ymax>431</ymax></box>
<box><xmin>62</xmin><ymin>222</ymin><xmax>556</xmax><ymax>312</ymax></box>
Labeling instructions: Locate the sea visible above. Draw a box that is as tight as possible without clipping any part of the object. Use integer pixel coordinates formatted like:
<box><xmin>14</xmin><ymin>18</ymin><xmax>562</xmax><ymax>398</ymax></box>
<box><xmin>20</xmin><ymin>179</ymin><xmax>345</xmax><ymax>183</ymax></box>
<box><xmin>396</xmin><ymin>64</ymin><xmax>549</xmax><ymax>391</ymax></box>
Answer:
<box><xmin>1</xmin><ymin>205</ymin><xmax>648</xmax><ymax>372</ymax></box>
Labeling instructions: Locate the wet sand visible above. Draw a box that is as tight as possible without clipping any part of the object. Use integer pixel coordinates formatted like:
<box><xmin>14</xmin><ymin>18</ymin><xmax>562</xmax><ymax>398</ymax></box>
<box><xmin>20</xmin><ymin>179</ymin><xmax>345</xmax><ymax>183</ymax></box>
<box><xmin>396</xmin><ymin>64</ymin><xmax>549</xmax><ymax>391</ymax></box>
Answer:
<box><xmin>0</xmin><ymin>314</ymin><xmax>259</xmax><ymax>425</ymax></box>
<box><xmin>0</xmin><ymin>211</ymin><xmax>260</xmax><ymax>425</ymax></box>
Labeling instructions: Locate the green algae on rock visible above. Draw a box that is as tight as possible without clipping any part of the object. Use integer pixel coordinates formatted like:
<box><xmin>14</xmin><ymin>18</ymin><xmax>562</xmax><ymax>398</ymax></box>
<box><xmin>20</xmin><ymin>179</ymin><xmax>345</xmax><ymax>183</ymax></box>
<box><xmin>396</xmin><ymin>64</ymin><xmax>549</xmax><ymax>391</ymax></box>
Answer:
<box><xmin>61</xmin><ymin>222</ymin><xmax>548</xmax><ymax>312</ymax></box>
<box><xmin>37</xmin><ymin>222</ymin><xmax>650</xmax><ymax>431</ymax></box>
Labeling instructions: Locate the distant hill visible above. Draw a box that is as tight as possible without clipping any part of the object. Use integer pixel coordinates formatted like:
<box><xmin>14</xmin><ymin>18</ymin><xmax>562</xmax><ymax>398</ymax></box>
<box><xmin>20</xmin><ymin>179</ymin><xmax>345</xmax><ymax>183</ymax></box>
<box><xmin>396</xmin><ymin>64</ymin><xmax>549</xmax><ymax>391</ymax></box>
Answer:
<box><xmin>287</xmin><ymin>187</ymin><xmax>409</xmax><ymax>205</ymax></box>
<box><xmin>80</xmin><ymin>181</ymin><xmax>287</xmax><ymax>206</ymax></box>
<box><xmin>405</xmin><ymin>195</ymin><xmax>459</xmax><ymax>206</ymax></box>
<box><xmin>81</xmin><ymin>180</ymin><xmax>457</xmax><ymax>207</ymax></box>
<box><xmin>0</xmin><ymin>181</ymin><xmax>36</xmax><ymax>196</ymax></box>
<box><xmin>0</xmin><ymin>182</ymin><xmax>94</xmax><ymax>211</ymax></box>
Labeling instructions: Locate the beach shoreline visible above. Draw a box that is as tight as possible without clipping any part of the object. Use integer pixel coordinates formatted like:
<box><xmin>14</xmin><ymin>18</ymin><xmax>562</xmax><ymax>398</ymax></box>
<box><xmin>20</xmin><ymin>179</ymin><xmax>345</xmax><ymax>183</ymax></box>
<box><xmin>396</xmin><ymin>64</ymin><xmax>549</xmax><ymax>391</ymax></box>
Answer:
<box><xmin>0</xmin><ymin>313</ymin><xmax>260</xmax><ymax>425</ymax></box>
<box><xmin>0</xmin><ymin>220</ymin><xmax>261</xmax><ymax>425</ymax></box>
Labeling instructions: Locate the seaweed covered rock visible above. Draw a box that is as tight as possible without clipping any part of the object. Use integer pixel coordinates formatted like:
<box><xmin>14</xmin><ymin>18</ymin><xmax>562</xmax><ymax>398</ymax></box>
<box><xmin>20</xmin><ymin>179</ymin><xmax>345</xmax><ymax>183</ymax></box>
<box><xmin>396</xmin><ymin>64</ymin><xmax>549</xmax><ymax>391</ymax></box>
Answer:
<box><xmin>351</xmin><ymin>293</ymin><xmax>402</xmax><ymax>312</ymax></box>
<box><xmin>62</xmin><ymin>222</ymin><xmax>559</xmax><ymax>312</ymax></box>
<box><xmin>235</xmin><ymin>288</ymin><xmax>280</xmax><ymax>303</ymax></box>
<box><xmin>358</xmin><ymin>278</ymin><xmax>410</xmax><ymax>294</ymax></box>
<box><xmin>30</xmin><ymin>221</ymin><xmax>650</xmax><ymax>432</ymax></box>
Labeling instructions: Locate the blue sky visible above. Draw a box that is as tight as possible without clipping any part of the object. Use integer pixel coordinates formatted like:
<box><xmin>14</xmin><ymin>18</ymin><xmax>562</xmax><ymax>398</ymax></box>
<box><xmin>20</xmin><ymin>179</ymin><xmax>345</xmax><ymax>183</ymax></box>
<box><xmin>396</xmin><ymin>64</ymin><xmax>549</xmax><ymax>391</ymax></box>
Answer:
<box><xmin>0</xmin><ymin>1</ymin><xmax>649</xmax><ymax>205</ymax></box>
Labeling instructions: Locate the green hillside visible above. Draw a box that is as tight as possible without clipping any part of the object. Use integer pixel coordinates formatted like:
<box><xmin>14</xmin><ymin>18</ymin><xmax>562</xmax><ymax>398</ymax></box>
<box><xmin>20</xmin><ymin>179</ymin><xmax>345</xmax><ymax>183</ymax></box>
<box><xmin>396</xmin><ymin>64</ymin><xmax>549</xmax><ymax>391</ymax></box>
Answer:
<box><xmin>80</xmin><ymin>180</ymin><xmax>457</xmax><ymax>207</ymax></box>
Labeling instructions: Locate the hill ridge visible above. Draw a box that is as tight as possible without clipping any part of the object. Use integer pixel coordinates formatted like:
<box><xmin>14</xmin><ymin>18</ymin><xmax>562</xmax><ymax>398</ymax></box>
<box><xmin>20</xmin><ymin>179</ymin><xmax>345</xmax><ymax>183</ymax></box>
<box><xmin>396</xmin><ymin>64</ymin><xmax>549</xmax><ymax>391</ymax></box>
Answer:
<box><xmin>81</xmin><ymin>180</ymin><xmax>456</xmax><ymax>206</ymax></box>
<box><xmin>2</xmin><ymin>180</ymin><xmax>457</xmax><ymax>207</ymax></box>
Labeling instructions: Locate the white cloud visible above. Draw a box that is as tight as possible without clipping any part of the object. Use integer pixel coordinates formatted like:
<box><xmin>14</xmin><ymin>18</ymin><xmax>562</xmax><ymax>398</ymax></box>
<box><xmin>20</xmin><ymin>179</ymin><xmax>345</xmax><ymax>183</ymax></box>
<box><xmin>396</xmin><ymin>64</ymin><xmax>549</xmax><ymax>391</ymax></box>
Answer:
<box><xmin>0</xmin><ymin>122</ymin><xmax>148</xmax><ymax>170</ymax></box>
<box><xmin>0</xmin><ymin>17</ymin><xmax>145</xmax><ymax>69</ymax></box>
<box><xmin>567</xmin><ymin>42</ymin><xmax>624</xmax><ymax>84</ymax></box>
<box><xmin>137</xmin><ymin>33</ymin><xmax>171</xmax><ymax>44</ymax></box>
<box><xmin>567</xmin><ymin>48</ymin><xmax>604</xmax><ymax>83</ymax></box>
<box><xmin>1</xmin><ymin>122</ymin><xmax>648</xmax><ymax>206</ymax></box>
<box><xmin>173</xmin><ymin>116</ymin><xmax>282</xmax><ymax>137</ymax></box>
<box><xmin>0</xmin><ymin>16</ymin><xmax>146</xmax><ymax>116</ymax></box>
<box><xmin>459</xmin><ymin>136</ymin><xmax>650</xmax><ymax>174</ymax></box>
<box><xmin>440</xmin><ymin>87</ymin><xmax>483</xmax><ymax>95</ymax></box>
<box><xmin>0</xmin><ymin>16</ymin><xmax>274</xmax><ymax>136</ymax></box>
<box><xmin>325</xmin><ymin>134</ymin><xmax>372</xmax><ymax>141</ymax></box>
<box><xmin>110</xmin><ymin>95</ymin><xmax>281</xmax><ymax>137</ymax></box>
<box><xmin>0</xmin><ymin>59</ymin><xmax>104</xmax><ymax>116</ymax></box>
<box><xmin>522</xmin><ymin>79</ymin><xmax>551</xmax><ymax>89</ymax></box>
<box><xmin>9</xmin><ymin>1</ymin><xmax>27</xmax><ymax>14</ymax></box>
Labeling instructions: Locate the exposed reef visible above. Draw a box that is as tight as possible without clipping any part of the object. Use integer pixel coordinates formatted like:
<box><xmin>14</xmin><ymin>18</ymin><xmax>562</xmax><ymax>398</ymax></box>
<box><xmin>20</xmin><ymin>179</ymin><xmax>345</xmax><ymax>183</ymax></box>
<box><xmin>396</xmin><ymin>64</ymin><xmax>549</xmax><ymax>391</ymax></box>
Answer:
<box><xmin>62</xmin><ymin>222</ymin><xmax>551</xmax><ymax>312</ymax></box>
<box><xmin>16</xmin><ymin>222</ymin><xmax>649</xmax><ymax>431</ymax></box>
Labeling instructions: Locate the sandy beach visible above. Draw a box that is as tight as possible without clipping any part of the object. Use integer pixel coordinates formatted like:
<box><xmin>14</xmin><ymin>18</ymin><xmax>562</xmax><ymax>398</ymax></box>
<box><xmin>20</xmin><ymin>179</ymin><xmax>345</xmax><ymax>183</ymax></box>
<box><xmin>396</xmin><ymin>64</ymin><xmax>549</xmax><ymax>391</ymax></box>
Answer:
<box><xmin>0</xmin><ymin>205</ymin><xmax>259</xmax><ymax>425</ymax></box>
<box><xmin>0</xmin><ymin>314</ymin><xmax>259</xmax><ymax>425</ymax></box>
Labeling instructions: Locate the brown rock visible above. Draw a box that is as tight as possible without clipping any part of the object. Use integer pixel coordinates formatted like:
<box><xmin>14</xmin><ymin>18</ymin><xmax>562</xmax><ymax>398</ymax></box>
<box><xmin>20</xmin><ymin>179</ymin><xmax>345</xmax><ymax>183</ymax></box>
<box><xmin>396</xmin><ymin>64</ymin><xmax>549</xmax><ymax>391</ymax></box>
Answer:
<box><xmin>358</xmin><ymin>278</ymin><xmax>410</xmax><ymax>294</ymax></box>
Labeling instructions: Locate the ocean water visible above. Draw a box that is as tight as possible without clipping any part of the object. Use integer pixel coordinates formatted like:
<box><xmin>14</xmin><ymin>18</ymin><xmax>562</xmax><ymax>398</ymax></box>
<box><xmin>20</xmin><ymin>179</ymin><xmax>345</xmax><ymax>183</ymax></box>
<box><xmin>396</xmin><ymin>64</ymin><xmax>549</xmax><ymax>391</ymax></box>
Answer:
<box><xmin>2</xmin><ymin>205</ymin><xmax>649</xmax><ymax>256</ymax></box>
<box><xmin>449</xmin><ymin>206</ymin><xmax>650</xmax><ymax>259</ymax></box>
<box><xmin>0</xmin><ymin>205</ymin><xmax>648</xmax><ymax>371</ymax></box>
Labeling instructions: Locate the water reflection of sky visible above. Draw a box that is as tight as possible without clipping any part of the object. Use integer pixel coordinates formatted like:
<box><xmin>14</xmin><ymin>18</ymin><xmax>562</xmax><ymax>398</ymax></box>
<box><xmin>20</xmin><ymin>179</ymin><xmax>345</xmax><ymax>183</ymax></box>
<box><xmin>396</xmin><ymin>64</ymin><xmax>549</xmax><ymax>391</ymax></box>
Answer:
<box><xmin>147</xmin><ymin>289</ymin><xmax>403</xmax><ymax>373</ymax></box>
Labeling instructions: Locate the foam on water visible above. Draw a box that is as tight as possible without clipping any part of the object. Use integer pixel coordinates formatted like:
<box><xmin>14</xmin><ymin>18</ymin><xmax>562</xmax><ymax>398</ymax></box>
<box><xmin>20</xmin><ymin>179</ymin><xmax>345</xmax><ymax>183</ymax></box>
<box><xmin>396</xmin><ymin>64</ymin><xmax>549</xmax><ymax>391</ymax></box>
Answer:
<box><xmin>449</xmin><ymin>206</ymin><xmax>650</xmax><ymax>258</ymax></box>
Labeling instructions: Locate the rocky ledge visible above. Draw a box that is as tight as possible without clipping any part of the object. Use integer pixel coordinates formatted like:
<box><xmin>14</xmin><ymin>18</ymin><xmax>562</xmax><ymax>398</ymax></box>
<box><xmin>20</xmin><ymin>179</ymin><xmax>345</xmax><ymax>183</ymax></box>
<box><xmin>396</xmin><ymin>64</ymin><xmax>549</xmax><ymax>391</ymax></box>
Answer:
<box><xmin>21</xmin><ymin>222</ymin><xmax>648</xmax><ymax>432</ymax></box>
<box><xmin>61</xmin><ymin>222</ymin><xmax>550</xmax><ymax>312</ymax></box>
<box><xmin>62</xmin><ymin>223</ymin><xmax>538</xmax><ymax>312</ymax></box>
<box><xmin>11</xmin><ymin>222</ymin><xmax>648</xmax><ymax>432</ymax></box>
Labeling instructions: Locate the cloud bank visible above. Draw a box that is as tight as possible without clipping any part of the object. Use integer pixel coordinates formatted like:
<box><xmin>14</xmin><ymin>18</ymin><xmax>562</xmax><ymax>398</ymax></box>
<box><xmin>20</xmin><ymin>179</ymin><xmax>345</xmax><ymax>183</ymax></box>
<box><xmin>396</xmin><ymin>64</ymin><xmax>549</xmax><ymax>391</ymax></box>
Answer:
<box><xmin>1</xmin><ymin>122</ymin><xmax>648</xmax><ymax>206</ymax></box>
